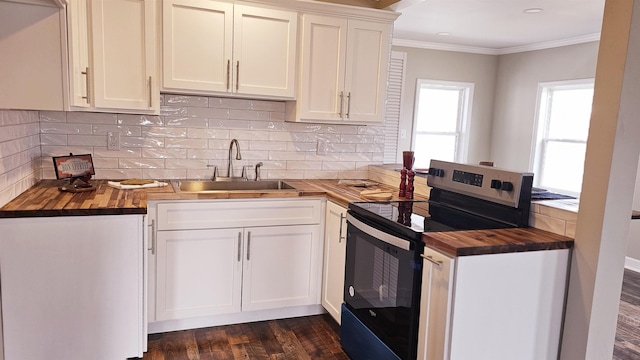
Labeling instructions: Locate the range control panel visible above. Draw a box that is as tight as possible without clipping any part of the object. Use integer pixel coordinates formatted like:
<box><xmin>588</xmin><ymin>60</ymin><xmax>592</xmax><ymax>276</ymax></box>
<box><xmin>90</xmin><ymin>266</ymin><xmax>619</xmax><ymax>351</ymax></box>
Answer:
<box><xmin>427</xmin><ymin>160</ymin><xmax>533</xmax><ymax>208</ymax></box>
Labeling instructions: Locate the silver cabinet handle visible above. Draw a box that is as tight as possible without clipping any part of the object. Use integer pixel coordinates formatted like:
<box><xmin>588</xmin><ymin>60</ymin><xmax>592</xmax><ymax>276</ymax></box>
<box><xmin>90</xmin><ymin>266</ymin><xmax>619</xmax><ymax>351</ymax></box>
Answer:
<box><xmin>226</xmin><ymin>59</ymin><xmax>231</xmax><ymax>91</ymax></box>
<box><xmin>346</xmin><ymin>92</ymin><xmax>351</xmax><ymax>118</ymax></box>
<box><xmin>148</xmin><ymin>76</ymin><xmax>152</xmax><ymax>108</ymax></box>
<box><xmin>246</xmin><ymin>231</ymin><xmax>251</xmax><ymax>261</ymax></box>
<box><xmin>147</xmin><ymin>219</ymin><xmax>155</xmax><ymax>255</ymax></box>
<box><xmin>81</xmin><ymin>67</ymin><xmax>90</xmax><ymax>104</ymax></box>
<box><xmin>339</xmin><ymin>91</ymin><xmax>344</xmax><ymax>117</ymax></box>
<box><xmin>338</xmin><ymin>213</ymin><xmax>346</xmax><ymax>243</ymax></box>
<box><xmin>237</xmin><ymin>232</ymin><xmax>242</xmax><ymax>262</ymax></box>
<box><xmin>236</xmin><ymin>60</ymin><xmax>240</xmax><ymax>92</ymax></box>
<box><xmin>421</xmin><ymin>254</ymin><xmax>443</xmax><ymax>267</ymax></box>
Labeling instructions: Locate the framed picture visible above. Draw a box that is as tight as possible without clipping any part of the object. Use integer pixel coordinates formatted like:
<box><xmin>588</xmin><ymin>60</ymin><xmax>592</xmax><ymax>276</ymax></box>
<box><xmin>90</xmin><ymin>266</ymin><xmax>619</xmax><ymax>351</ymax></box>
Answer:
<box><xmin>52</xmin><ymin>154</ymin><xmax>95</xmax><ymax>180</ymax></box>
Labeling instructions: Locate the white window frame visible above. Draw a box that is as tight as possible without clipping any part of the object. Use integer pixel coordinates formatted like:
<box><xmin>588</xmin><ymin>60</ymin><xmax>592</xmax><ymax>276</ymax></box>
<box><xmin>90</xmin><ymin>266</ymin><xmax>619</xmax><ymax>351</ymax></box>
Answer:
<box><xmin>530</xmin><ymin>78</ymin><xmax>595</xmax><ymax>196</ymax></box>
<box><xmin>411</xmin><ymin>79</ymin><xmax>474</xmax><ymax>166</ymax></box>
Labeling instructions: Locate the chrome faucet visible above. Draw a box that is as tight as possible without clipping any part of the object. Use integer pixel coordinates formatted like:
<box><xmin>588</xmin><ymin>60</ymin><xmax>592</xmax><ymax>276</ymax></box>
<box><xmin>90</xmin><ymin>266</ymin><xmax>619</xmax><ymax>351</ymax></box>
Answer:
<box><xmin>255</xmin><ymin>162</ymin><xmax>263</xmax><ymax>181</ymax></box>
<box><xmin>227</xmin><ymin>139</ymin><xmax>242</xmax><ymax>177</ymax></box>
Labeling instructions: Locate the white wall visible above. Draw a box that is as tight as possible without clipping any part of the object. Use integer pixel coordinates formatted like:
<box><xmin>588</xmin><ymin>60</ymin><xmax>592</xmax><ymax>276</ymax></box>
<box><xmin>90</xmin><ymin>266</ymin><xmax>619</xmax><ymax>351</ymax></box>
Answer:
<box><xmin>391</xmin><ymin>46</ymin><xmax>498</xmax><ymax>165</ymax></box>
<box><xmin>491</xmin><ymin>42</ymin><xmax>600</xmax><ymax>171</ymax></box>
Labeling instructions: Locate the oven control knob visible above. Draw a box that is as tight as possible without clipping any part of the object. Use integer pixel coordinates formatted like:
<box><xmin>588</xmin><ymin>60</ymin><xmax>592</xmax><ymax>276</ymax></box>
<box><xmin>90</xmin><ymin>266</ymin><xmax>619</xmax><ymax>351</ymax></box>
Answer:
<box><xmin>490</xmin><ymin>179</ymin><xmax>502</xmax><ymax>189</ymax></box>
<box><xmin>501</xmin><ymin>181</ymin><xmax>514</xmax><ymax>192</ymax></box>
<box><xmin>429</xmin><ymin>168</ymin><xmax>445</xmax><ymax>177</ymax></box>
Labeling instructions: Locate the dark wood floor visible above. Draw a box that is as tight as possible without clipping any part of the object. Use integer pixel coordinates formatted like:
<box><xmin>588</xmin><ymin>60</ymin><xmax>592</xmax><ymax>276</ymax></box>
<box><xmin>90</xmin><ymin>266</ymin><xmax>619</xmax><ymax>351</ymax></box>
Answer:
<box><xmin>142</xmin><ymin>313</ymin><xmax>349</xmax><ymax>360</ymax></box>
<box><xmin>142</xmin><ymin>270</ymin><xmax>640</xmax><ymax>360</ymax></box>
<box><xmin>614</xmin><ymin>269</ymin><xmax>640</xmax><ymax>359</ymax></box>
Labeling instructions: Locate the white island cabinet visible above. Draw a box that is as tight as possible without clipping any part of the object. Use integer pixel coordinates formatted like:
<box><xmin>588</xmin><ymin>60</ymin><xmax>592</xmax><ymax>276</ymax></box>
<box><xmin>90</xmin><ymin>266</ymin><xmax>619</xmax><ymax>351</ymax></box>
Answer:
<box><xmin>148</xmin><ymin>198</ymin><xmax>325</xmax><ymax>333</ymax></box>
<box><xmin>418</xmin><ymin>246</ymin><xmax>570</xmax><ymax>360</ymax></box>
<box><xmin>0</xmin><ymin>215</ymin><xmax>147</xmax><ymax>360</ymax></box>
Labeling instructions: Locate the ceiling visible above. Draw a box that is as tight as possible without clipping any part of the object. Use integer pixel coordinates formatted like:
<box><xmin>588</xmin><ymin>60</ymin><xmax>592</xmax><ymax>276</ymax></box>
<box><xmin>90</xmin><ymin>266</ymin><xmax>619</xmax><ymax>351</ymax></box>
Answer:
<box><xmin>389</xmin><ymin>0</ymin><xmax>606</xmax><ymax>54</ymax></box>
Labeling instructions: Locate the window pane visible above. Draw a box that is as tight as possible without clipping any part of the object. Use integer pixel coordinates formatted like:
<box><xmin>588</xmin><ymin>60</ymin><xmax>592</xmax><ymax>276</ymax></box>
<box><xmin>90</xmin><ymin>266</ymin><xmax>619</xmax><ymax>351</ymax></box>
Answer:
<box><xmin>415</xmin><ymin>88</ymin><xmax>460</xmax><ymax>132</ymax></box>
<box><xmin>547</xmin><ymin>88</ymin><xmax>593</xmax><ymax>141</ymax></box>
<box><xmin>539</xmin><ymin>140</ymin><xmax>586</xmax><ymax>194</ymax></box>
<box><xmin>413</xmin><ymin>134</ymin><xmax>456</xmax><ymax>169</ymax></box>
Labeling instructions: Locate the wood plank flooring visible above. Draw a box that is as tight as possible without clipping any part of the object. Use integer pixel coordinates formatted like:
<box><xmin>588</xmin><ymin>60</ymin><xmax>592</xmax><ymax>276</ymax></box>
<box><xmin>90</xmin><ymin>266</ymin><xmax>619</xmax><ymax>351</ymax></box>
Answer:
<box><xmin>142</xmin><ymin>314</ymin><xmax>349</xmax><ymax>360</ymax></box>
<box><xmin>142</xmin><ymin>270</ymin><xmax>640</xmax><ymax>360</ymax></box>
<box><xmin>614</xmin><ymin>269</ymin><xmax>640</xmax><ymax>359</ymax></box>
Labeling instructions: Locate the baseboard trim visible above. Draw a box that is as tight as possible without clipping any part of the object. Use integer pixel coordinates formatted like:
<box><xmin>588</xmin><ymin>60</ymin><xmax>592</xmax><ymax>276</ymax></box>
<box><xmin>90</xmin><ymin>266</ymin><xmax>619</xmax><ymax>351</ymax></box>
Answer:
<box><xmin>625</xmin><ymin>257</ymin><xmax>640</xmax><ymax>273</ymax></box>
<box><xmin>148</xmin><ymin>304</ymin><xmax>326</xmax><ymax>334</ymax></box>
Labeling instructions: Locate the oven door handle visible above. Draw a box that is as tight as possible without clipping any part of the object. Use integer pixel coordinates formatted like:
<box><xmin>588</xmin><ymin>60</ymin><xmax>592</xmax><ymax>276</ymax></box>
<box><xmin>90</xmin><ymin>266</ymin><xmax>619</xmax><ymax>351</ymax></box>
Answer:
<box><xmin>346</xmin><ymin>213</ymin><xmax>412</xmax><ymax>251</ymax></box>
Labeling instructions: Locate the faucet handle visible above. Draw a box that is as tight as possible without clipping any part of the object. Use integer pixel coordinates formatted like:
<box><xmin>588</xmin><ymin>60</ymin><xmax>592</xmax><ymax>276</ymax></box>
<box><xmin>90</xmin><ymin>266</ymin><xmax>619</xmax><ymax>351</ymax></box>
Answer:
<box><xmin>241</xmin><ymin>165</ymin><xmax>253</xmax><ymax>180</ymax></box>
<box><xmin>206</xmin><ymin>164</ymin><xmax>219</xmax><ymax>180</ymax></box>
<box><xmin>255</xmin><ymin>162</ymin><xmax>263</xmax><ymax>181</ymax></box>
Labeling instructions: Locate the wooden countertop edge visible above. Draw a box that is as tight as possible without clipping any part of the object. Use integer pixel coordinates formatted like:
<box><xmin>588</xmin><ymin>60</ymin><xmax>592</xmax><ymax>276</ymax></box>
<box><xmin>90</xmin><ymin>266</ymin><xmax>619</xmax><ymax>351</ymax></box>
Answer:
<box><xmin>423</xmin><ymin>227</ymin><xmax>574</xmax><ymax>257</ymax></box>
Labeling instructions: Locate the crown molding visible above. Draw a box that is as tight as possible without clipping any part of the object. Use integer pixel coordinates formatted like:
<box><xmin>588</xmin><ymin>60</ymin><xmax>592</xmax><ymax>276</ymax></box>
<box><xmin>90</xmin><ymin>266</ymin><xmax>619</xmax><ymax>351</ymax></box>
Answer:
<box><xmin>392</xmin><ymin>33</ymin><xmax>601</xmax><ymax>55</ymax></box>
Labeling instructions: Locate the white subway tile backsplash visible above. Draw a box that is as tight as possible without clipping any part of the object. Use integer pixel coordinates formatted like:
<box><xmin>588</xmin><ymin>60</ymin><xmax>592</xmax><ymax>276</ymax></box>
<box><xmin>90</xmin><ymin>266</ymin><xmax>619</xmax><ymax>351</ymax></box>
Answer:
<box><xmin>1</xmin><ymin>95</ymin><xmax>385</xmax><ymax>201</ymax></box>
<box><xmin>68</xmin><ymin>134</ymin><xmax>107</xmax><ymax>147</ymax></box>
<box><xmin>67</xmin><ymin>112</ymin><xmax>117</xmax><ymax>125</ymax></box>
<box><xmin>229</xmin><ymin>109</ymin><xmax>270</xmax><ymax>121</ymax></box>
<box><xmin>141</xmin><ymin>127</ymin><xmax>187</xmax><ymax>138</ymax></box>
<box><xmin>188</xmin><ymin>128</ymin><xmax>230</xmax><ymax>139</ymax></box>
<box><xmin>209</xmin><ymin>97</ymin><xmax>252</xmax><ymax>109</ymax></box>
<box><xmin>209</xmin><ymin>119</ymin><xmax>250</xmax><ymax>129</ymax></box>
<box><xmin>117</xmin><ymin>114</ymin><xmax>163</xmax><ymax>126</ymax></box>
<box><xmin>39</xmin><ymin>111</ymin><xmax>67</xmax><ymax>123</ymax></box>
<box><xmin>40</xmin><ymin>122</ymin><xmax>92</xmax><ymax>135</ymax></box>
<box><xmin>119</xmin><ymin>158</ymin><xmax>165</xmax><ymax>169</ymax></box>
<box><xmin>142</xmin><ymin>148</ymin><xmax>188</xmax><ymax>159</ymax></box>
<box><xmin>93</xmin><ymin>124</ymin><xmax>142</xmax><ymax>136</ymax></box>
<box><xmin>164</xmin><ymin>138</ymin><xmax>208</xmax><ymax>149</ymax></box>
<box><xmin>164</xmin><ymin>116</ymin><xmax>209</xmax><ymax>128</ymax></box>
<box><xmin>40</xmin><ymin>134</ymin><xmax>67</xmax><ymax>146</ymax></box>
<box><xmin>164</xmin><ymin>94</ymin><xmax>209</xmax><ymax>107</ymax></box>
<box><xmin>0</xmin><ymin>110</ymin><xmax>41</xmax><ymax>206</ymax></box>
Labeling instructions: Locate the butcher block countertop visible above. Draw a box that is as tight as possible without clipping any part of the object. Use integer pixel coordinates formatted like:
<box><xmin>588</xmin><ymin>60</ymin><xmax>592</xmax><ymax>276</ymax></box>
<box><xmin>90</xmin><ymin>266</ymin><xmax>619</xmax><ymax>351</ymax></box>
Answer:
<box><xmin>423</xmin><ymin>227</ymin><xmax>574</xmax><ymax>257</ymax></box>
<box><xmin>0</xmin><ymin>178</ymin><xmax>424</xmax><ymax>218</ymax></box>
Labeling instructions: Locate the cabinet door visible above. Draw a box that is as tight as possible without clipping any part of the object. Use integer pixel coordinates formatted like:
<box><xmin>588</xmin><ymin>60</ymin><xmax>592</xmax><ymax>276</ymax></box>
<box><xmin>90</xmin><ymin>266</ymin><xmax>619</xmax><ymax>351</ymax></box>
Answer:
<box><xmin>297</xmin><ymin>14</ymin><xmax>347</xmax><ymax>122</ymax></box>
<box><xmin>67</xmin><ymin>0</ymin><xmax>90</xmax><ymax>108</ymax></box>
<box><xmin>417</xmin><ymin>247</ymin><xmax>455</xmax><ymax>360</ymax></box>
<box><xmin>162</xmin><ymin>0</ymin><xmax>233</xmax><ymax>93</ymax></box>
<box><xmin>321</xmin><ymin>201</ymin><xmax>347</xmax><ymax>323</ymax></box>
<box><xmin>242</xmin><ymin>225</ymin><xmax>322</xmax><ymax>312</ymax></box>
<box><xmin>156</xmin><ymin>228</ymin><xmax>243</xmax><ymax>320</ymax></box>
<box><xmin>0</xmin><ymin>215</ymin><xmax>145</xmax><ymax>360</ymax></box>
<box><xmin>90</xmin><ymin>0</ymin><xmax>157</xmax><ymax>111</ymax></box>
<box><xmin>233</xmin><ymin>5</ymin><xmax>297</xmax><ymax>98</ymax></box>
<box><xmin>343</xmin><ymin>19</ymin><xmax>390</xmax><ymax>123</ymax></box>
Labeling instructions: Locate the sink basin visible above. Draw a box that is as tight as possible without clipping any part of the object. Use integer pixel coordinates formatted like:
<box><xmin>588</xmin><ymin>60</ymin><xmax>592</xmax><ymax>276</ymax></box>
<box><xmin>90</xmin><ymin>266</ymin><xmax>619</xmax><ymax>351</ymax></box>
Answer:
<box><xmin>174</xmin><ymin>180</ymin><xmax>296</xmax><ymax>192</ymax></box>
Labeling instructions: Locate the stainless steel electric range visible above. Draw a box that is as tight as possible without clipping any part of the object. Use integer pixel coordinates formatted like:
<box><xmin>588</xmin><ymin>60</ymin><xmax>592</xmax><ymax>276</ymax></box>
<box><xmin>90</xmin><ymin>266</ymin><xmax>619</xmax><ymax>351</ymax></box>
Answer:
<box><xmin>340</xmin><ymin>160</ymin><xmax>534</xmax><ymax>360</ymax></box>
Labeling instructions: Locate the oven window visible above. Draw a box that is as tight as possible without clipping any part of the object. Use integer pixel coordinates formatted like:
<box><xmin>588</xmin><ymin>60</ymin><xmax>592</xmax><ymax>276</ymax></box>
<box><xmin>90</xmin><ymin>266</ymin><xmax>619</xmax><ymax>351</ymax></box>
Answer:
<box><xmin>345</xmin><ymin>222</ymin><xmax>420</xmax><ymax>359</ymax></box>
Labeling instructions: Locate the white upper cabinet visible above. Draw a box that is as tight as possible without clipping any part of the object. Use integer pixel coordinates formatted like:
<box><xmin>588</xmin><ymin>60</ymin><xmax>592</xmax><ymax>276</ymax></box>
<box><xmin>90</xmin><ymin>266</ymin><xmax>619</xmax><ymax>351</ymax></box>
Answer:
<box><xmin>67</xmin><ymin>0</ymin><xmax>159</xmax><ymax>114</ymax></box>
<box><xmin>162</xmin><ymin>0</ymin><xmax>297</xmax><ymax>99</ymax></box>
<box><xmin>287</xmin><ymin>13</ymin><xmax>392</xmax><ymax>124</ymax></box>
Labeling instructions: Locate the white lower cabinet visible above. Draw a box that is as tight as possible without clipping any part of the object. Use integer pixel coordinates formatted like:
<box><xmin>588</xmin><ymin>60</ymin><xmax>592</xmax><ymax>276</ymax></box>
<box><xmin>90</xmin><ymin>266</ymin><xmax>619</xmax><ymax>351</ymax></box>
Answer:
<box><xmin>156</xmin><ymin>228</ymin><xmax>242</xmax><ymax>321</ymax></box>
<box><xmin>417</xmin><ymin>246</ymin><xmax>571</xmax><ymax>360</ymax></box>
<box><xmin>149</xmin><ymin>199</ymin><xmax>324</xmax><ymax>332</ymax></box>
<box><xmin>321</xmin><ymin>200</ymin><xmax>347</xmax><ymax>323</ymax></box>
<box><xmin>0</xmin><ymin>215</ymin><xmax>146</xmax><ymax>360</ymax></box>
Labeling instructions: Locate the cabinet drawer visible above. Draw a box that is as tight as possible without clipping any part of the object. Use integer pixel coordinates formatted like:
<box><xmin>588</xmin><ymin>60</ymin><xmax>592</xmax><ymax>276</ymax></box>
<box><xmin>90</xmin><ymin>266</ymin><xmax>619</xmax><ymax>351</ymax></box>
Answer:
<box><xmin>157</xmin><ymin>199</ymin><xmax>322</xmax><ymax>230</ymax></box>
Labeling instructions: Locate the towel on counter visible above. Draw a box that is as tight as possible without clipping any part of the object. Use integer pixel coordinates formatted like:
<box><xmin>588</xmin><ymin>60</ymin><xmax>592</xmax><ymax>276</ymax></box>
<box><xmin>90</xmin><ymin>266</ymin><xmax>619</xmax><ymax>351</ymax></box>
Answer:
<box><xmin>107</xmin><ymin>180</ymin><xmax>169</xmax><ymax>189</ymax></box>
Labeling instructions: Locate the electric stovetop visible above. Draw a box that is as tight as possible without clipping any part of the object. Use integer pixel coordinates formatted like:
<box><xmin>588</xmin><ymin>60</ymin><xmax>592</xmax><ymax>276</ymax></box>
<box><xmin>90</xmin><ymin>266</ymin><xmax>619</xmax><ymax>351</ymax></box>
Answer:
<box><xmin>348</xmin><ymin>201</ymin><xmax>456</xmax><ymax>241</ymax></box>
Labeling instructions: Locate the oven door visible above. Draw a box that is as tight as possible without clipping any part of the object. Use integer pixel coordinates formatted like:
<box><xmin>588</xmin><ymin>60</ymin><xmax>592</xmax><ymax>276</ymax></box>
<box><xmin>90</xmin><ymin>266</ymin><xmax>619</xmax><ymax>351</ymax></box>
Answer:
<box><xmin>343</xmin><ymin>212</ymin><xmax>422</xmax><ymax>360</ymax></box>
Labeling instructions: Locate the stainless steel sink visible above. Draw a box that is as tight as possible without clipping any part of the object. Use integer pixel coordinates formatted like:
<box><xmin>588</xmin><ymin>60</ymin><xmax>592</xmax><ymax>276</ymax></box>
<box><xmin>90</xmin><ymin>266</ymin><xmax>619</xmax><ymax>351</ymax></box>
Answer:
<box><xmin>173</xmin><ymin>180</ymin><xmax>296</xmax><ymax>192</ymax></box>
